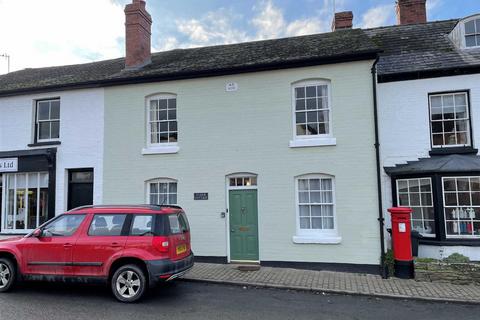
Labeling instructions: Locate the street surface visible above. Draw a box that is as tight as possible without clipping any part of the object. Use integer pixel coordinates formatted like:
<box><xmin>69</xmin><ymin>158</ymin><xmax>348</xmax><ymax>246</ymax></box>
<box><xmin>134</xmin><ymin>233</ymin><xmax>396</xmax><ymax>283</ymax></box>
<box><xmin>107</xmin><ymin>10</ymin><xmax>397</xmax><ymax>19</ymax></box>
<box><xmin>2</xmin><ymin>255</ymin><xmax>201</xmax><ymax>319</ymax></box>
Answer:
<box><xmin>0</xmin><ymin>281</ymin><xmax>478</xmax><ymax>320</ymax></box>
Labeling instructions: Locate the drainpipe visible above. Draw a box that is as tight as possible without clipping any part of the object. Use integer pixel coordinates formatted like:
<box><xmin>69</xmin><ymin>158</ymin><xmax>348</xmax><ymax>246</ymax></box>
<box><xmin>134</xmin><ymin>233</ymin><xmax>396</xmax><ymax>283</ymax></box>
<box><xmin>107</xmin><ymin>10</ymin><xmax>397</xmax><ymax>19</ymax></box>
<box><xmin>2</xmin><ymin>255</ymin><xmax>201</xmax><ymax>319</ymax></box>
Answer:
<box><xmin>371</xmin><ymin>57</ymin><xmax>387</xmax><ymax>279</ymax></box>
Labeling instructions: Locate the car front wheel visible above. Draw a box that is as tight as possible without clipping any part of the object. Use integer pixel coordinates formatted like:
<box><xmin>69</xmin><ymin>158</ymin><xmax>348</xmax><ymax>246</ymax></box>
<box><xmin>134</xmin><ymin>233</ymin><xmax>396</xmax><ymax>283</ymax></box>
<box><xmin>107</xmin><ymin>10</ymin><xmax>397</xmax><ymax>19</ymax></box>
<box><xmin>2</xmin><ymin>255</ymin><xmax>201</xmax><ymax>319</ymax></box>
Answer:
<box><xmin>111</xmin><ymin>264</ymin><xmax>147</xmax><ymax>303</ymax></box>
<box><xmin>0</xmin><ymin>258</ymin><xmax>16</xmax><ymax>293</ymax></box>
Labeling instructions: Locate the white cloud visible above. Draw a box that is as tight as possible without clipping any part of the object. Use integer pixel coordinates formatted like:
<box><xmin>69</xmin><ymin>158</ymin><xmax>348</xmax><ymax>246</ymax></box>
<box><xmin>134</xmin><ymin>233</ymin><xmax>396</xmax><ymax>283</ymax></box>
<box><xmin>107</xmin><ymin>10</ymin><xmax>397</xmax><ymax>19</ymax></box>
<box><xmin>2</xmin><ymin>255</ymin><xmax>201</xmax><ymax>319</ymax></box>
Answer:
<box><xmin>172</xmin><ymin>0</ymin><xmax>331</xmax><ymax>50</ymax></box>
<box><xmin>0</xmin><ymin>0</ymin><xmax>124</xmax><ymax>73</ymax></box>
<box><xmin>359</xmin><ymin>4</ymin><xmax>395</xmax><ymax>28</ymax></box>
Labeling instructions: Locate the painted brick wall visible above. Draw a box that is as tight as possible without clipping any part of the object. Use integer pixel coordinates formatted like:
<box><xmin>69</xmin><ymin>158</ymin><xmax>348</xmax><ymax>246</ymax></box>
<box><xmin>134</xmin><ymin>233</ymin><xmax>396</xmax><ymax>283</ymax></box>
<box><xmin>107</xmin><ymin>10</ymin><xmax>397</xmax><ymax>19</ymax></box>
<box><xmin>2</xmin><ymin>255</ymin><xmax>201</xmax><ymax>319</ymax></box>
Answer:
<box><xmin>378</xmin><ymin>74</ymin><xmax>480</xmax><ymax>227</ymax></box>
<box><xmin>0</xmin><ymin>88</ymin><xmax>104</xmax><ymax>214</ymax></box>
<box><xmin>103</xmin><ymin>61</ymin><xmax>381</xmax><ymax>265</ymax></box>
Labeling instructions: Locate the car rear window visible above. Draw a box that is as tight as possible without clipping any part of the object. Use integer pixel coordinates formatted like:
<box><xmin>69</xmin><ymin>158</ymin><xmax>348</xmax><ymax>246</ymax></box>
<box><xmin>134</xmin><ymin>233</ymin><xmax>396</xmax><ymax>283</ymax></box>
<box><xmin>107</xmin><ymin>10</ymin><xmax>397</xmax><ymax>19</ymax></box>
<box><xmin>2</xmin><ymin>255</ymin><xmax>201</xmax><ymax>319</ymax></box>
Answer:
<box><xmin>168</xmin><ymin>212</ymin><xmax>189</xmax><ymax>234</ymax></box>
<box><xmin>130</xmin><ymin>215</ymin><xmax>154</xmax><ymax>236</ymax></box>
<box><xmin>168</xmin><ymin>214</ymin><xmax>181</xmax><ymax>234</ymax></box>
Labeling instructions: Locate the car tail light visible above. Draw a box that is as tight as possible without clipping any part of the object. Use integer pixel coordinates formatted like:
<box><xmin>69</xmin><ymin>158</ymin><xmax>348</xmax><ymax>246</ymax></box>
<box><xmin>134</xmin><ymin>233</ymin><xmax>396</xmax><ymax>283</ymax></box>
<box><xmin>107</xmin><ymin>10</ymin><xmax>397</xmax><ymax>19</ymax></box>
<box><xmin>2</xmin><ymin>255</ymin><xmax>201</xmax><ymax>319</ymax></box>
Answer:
<box><xmin>153</xmin><ymin>236</ymin><xmax>170</xmax><ymax>253</ymax></box>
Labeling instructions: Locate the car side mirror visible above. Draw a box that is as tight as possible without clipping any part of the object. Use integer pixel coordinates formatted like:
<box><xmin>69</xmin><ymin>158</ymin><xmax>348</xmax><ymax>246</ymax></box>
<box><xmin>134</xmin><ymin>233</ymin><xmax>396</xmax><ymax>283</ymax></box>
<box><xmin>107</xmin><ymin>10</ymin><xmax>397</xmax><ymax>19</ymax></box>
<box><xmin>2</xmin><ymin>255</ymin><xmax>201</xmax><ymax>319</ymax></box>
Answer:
<box><xmin>32</xmin><ymin>229</ymin><xmax>42</xmax><ymax>238</ymax></box>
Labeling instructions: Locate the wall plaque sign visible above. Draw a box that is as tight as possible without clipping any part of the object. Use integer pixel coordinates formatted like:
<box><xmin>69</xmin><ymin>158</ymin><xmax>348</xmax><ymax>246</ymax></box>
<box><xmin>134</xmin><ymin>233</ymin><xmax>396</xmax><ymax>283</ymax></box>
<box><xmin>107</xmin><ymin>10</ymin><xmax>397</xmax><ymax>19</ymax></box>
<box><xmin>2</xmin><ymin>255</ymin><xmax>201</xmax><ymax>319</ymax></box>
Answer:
<box><xmin>0</xmin><ymin>158</ymin><xmax>18</xmax><ymax>172</ymax></box>
<box><xmin>194</xmin><ymin>193</ymin><xmax>208</xmax><ymax>200</ymax></box>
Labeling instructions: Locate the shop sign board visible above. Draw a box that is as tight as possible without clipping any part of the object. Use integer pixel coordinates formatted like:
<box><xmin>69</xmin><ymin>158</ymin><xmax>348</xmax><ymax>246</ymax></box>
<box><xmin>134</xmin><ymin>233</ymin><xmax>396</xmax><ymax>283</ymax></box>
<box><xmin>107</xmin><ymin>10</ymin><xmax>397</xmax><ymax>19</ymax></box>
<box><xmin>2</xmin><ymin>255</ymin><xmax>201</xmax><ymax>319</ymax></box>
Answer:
<box><xmin>0</xmin><ymin>158</ymin><xmax>18</xmax><ymax>173</ymax></box>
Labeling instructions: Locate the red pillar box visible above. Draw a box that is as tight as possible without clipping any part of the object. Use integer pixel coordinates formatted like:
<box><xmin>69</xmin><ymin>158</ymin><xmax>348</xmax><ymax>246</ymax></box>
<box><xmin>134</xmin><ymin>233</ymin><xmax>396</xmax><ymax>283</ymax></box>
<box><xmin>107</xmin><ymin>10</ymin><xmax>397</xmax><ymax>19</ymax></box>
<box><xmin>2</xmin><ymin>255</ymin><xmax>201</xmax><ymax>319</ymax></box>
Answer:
<box><xmin>388</xmin><ymin>207</ymin><xmax>414</xmax><ymax>279</ymax></box>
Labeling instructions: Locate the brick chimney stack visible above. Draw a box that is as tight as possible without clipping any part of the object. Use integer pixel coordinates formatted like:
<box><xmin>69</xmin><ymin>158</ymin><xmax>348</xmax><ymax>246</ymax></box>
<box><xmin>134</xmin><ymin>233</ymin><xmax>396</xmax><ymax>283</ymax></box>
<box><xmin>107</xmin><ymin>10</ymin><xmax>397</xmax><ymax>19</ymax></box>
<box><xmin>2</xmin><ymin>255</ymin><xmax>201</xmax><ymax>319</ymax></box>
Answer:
<box><xmin>332</xmin><ymin>11</ymin><xmax>354</xmax><ymax>31</ymax></box>
<box><xmin>396</xmin><ymin>0</ymin><xmax>427</xmax><ymax>25</ymax></box>
<box><xmin>125</xmin><ymin>0</ymin><xmax>152</xmax><ymax>70</ymax></box>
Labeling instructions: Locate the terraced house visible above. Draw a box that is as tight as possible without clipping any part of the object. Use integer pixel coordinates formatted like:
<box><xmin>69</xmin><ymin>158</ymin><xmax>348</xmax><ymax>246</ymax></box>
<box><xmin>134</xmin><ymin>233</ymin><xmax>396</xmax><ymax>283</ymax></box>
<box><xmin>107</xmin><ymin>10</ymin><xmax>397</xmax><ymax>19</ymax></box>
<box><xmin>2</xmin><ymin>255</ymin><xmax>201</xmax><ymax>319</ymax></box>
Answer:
<box><xmin>1</xmin><ymin>0</ymin><xmax>478</xmax><ymax>273</ymax></box>
<box><xmin>370</xmin><ymin>3</ymin><xmax>480</xmax><ymax>260</ymax></box>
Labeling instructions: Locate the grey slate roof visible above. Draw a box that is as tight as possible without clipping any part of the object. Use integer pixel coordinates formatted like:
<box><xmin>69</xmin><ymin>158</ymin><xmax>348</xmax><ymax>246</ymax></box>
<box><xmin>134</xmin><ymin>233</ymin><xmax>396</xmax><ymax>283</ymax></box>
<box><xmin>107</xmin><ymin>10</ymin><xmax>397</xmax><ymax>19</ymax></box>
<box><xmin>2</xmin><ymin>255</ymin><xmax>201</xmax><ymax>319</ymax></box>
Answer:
<box><xmin>0</xmin><ymin>28</ymin><xmax>379</xmax><ymax>97</ymax></box>
<box><xmin>2</xmin><ymin>17</ymin><xmax>480</xmax><ymax>96</ymax></box>
<box><xmin>384</xmin><ymin>154</ymin><xmax>480</xmax><ymax>176</ymax></box>
<box><xmin>365</xmin><ymin>19</ymin><xmax>480</xmax><ymax>80</ymax></box>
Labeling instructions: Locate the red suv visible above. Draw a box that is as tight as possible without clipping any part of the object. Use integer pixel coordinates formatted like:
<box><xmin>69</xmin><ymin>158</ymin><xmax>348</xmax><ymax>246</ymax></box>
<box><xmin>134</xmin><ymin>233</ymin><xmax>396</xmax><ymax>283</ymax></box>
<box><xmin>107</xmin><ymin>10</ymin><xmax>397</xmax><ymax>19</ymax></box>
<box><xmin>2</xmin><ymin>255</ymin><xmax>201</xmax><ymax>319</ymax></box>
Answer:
<box><xmin>0</xmin><ymin>205</ymin><xmax>194</xmax><ymax>302</ymax></box>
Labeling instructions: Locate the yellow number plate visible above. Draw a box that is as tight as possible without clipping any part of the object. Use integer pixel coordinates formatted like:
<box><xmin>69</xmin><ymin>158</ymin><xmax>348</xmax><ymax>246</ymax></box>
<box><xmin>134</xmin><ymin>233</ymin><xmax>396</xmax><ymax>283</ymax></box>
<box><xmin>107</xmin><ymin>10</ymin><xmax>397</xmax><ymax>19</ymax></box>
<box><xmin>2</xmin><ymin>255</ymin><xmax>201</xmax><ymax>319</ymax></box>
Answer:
<box><xmin>176</xmin><ymin>244</ymin><xmax>187</xmax><ymax>255</ymax></box>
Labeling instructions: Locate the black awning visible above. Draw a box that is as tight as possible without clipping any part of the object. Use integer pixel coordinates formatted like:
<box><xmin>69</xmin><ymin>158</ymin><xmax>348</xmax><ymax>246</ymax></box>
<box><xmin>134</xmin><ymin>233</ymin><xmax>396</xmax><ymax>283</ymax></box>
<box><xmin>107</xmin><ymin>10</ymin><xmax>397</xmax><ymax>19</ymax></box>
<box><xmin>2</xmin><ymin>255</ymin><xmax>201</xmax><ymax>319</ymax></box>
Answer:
<box><xmin>384</xmin><ymin>154</ymin><xmax>480</xmax><ymax>176</ymax></box>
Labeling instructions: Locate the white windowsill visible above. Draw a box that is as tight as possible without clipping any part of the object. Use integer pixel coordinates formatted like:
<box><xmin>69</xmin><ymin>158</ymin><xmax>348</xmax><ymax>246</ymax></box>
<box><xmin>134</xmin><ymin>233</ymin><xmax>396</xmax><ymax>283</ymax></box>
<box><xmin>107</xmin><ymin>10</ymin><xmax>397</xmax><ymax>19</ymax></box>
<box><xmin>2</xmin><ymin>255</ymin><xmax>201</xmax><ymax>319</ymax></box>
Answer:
<box><xmin>289</xmin><ymin>137</ymin><xmax>336</xmax><ymax>148</ymax></box>
<box><xmin>292</xmin><ymin>235</ymin><xmax>342</xmax><ymax>244</ymax></box>
<box><xmin>142</xmin><ymin>145</ymin><xmax>179</xmax><ymax>155</ymax></box>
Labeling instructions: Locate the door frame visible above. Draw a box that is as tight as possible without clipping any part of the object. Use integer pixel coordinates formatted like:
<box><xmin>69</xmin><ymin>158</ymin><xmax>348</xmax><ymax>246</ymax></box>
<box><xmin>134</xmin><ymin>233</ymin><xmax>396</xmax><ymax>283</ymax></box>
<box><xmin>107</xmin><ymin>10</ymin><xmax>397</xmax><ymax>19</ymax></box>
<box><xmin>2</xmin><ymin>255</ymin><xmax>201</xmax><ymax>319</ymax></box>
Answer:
<box><xmin>67</xmin><ymin>168</ymin><xmax>94</xmax><ymax>210</ymax></box>
<box><xmin>225</xmin><ymin>173</ymin><xmax>260</xmax><ymax>263</ymax></box>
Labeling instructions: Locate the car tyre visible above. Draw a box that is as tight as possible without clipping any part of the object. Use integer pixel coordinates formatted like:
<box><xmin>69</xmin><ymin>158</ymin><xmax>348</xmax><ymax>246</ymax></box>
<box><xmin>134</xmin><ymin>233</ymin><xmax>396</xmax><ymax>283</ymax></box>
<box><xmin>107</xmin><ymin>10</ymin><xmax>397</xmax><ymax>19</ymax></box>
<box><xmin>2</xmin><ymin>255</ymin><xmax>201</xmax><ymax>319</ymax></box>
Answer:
<box><xmin>111</xmin><ymin>264</ymin><xmax>147</xmax><ymax>303</ymax></box>
<box><xmin>0</xmin><ymin>258</ymin><xmax>16</xmax><ymax>293</ymax></box>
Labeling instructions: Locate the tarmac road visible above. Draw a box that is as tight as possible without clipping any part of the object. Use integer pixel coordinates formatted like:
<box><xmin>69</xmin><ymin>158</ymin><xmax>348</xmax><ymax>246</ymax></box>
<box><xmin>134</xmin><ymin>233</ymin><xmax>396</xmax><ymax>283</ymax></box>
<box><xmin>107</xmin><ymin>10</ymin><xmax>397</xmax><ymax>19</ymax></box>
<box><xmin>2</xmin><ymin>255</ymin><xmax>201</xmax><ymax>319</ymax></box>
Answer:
<box><xmin>0</xmin><ymin>280</ymin><xmax>478</xmax><ymax>320</ymax></box>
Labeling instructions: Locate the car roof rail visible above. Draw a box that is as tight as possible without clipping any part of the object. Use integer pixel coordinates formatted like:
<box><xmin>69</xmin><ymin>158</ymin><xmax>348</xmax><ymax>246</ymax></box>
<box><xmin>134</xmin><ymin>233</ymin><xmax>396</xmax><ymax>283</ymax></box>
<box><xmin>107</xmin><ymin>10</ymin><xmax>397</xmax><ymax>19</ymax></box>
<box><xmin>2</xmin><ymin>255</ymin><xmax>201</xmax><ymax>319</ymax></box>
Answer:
<box><xmin>67</xmin><ymin>204</ymin><xmax>182</xmax><ymax>212</ymax></box>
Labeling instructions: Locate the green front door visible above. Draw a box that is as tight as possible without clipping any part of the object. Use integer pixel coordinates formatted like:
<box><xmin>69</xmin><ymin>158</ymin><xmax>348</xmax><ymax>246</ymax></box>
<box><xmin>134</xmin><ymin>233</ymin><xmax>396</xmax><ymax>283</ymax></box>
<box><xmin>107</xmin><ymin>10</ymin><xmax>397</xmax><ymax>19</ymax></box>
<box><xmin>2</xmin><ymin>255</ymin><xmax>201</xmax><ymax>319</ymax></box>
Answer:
<box><xmin>229</xmin><ymin>189</ymin><xmax>259</xmax><ymax>261</ymax></box>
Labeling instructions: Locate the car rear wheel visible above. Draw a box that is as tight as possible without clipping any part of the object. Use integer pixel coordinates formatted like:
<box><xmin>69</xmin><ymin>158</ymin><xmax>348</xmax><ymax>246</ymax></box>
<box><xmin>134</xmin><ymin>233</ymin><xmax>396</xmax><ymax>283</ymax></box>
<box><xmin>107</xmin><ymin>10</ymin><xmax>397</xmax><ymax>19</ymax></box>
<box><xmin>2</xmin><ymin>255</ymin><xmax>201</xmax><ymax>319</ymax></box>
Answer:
<box><xmin>111</xmin><ymin>264</ymin><xmax>147</xmax><ymax>303</ymax></box>
<box><xmin>0</xmin><ymin>258</ymin><xmax>16</xmax><ymax>293</ymax></box>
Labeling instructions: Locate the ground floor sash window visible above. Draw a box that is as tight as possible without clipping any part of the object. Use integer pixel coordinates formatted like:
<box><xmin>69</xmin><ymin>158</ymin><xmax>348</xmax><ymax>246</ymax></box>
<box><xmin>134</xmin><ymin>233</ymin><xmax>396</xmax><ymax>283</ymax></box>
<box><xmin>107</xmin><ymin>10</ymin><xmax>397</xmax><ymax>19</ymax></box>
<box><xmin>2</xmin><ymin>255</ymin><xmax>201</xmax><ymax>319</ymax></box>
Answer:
<box><xmin>1</xmin><ymin>172</ymin><xmax>49</xmax><ymax>232</ymax></box>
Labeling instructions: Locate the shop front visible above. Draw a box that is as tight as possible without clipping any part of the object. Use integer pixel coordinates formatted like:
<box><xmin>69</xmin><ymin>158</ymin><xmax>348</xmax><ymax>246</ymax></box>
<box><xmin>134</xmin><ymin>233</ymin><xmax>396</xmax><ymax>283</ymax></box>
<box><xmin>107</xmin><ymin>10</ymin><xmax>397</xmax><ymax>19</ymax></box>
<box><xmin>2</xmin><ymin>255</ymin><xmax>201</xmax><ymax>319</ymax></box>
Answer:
<box><xmin>385</xmin><ymin>154</ymin><xmax>480</xmax><ymax>260</ymax></box>
<box><xmin>0</xmin><ymin>148</ymin><xmax>56</xmax><ymax>234</ymax></box>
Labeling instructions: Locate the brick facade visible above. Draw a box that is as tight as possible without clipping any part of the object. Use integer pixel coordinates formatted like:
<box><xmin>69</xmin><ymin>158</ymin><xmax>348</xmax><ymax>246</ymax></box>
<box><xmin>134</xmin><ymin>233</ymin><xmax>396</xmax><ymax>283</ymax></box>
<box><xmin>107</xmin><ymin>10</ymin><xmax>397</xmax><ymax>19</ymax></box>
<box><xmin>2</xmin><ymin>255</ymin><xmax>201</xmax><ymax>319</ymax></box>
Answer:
<box><xmin>396</xmin><ymin>0</ymin><xmax>427</xmax><ymax>25</ymax></box>
<box><xmin>124</xmin><ymin>0</ymin><xmax>152</xmax><ymax>69</ymax></box>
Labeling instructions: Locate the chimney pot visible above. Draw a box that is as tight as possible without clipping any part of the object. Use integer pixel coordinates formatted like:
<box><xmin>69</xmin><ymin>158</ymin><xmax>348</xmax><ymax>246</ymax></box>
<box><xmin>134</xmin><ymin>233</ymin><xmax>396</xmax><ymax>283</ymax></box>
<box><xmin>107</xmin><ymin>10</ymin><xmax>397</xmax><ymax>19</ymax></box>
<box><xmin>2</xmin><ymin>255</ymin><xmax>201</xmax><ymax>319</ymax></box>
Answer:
<box><xmin>332</xmin><ymin>11</ymin><xmax>353</xmax><ymax>31</ymax></box>
<box><xmin>396</xmin><ymin>0</ymin><xmax>427</xmax><ymax>25</ymax></box>
<box><xmin>125</xmin><ymin>0</ymin><xmax>152</xmax><ymax>69</ymax></box>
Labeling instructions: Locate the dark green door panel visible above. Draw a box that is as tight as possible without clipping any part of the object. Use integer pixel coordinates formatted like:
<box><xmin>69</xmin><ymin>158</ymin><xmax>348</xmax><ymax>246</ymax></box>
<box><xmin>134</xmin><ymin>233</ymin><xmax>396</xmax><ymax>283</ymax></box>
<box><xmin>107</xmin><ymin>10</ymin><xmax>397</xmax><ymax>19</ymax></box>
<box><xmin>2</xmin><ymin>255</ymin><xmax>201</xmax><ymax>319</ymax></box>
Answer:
<box><xmin>229</xmin><ymin>190</ymin><xmax>259</xmax><ymax>261</ymax></box>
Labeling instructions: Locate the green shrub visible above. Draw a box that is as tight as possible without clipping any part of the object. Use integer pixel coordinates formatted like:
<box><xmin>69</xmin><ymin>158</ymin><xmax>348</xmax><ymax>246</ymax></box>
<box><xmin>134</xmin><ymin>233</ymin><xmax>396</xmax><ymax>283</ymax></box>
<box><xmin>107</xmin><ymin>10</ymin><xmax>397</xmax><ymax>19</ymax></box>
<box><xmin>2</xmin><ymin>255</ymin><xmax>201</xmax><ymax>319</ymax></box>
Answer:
<box><xmin>443</xmin><ymin>253</ymin><xmax>470</xmax><ymax>264</ymax></box>
<box><xmin>415</xmin><ymin>257</ymin><xmax>438</xmax><ymax>263</ymax></box>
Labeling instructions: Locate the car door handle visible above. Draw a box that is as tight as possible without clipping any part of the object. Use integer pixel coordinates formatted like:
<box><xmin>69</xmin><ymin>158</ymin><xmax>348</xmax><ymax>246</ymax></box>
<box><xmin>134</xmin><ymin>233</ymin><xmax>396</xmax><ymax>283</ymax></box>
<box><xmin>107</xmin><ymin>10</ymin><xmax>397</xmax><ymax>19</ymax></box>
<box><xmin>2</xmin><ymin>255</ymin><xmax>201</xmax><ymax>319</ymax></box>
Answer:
<box><xmin>64</xmin><ymin>243</ymin><xmax>73</xmax><ymax>248</ymax></box>
<box><xmin>111</xmin><ymin>242</ymin><xmax>122</xmax><ymax>247</ymax></box>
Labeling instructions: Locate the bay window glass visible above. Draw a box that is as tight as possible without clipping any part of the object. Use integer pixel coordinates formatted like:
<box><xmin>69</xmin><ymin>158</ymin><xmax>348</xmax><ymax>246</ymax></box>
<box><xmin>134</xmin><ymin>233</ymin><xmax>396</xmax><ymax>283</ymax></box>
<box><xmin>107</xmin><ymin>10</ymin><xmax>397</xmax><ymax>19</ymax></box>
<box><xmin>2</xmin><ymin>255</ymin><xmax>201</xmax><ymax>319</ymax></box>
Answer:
<box><xmin>148</xmin><ymin>179</ymin><xmax>177</xmax><ymax>205</ymax></box>
<box><xmin>396</xmin><ymin>178</ymin><xmax>435</xmax><ymax>236</ymax></box>
<box><xmin>296</xmin><ymin>175</ymin><xmax>335</xmax><ymax>233</ymax></box>
<box><xmin>148</xmin><ymin>95</ymin><xmax>177</xmax><ymax>145</ymax></box>
<box><xmin>443</xmin><ymin>176</ymin><xmax>480</xmax><ymax>238</ymax></box>
<box><xmin>2</xmin><ymin>172</ymin><xmax>48</xmax><ymax>232</ymax></box>
<box><xmin>293</xmin><ymin>81</ymin><xmax>331</xmax><ymax>138</ymax></box>
<box><xmin>429</xmin><ymin>92</ymin><xmax>470</xmax><ymax>148</ymax></box>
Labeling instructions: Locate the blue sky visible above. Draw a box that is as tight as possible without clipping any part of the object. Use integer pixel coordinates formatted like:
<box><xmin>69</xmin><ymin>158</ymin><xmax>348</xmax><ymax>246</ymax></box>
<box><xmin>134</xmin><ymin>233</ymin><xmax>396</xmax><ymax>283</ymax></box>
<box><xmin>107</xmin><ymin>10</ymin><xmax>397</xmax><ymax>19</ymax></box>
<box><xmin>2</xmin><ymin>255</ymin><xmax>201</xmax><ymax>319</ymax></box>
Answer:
<box><xmin>0</xmin><ymin>0</ymin><xmax>479</xmax><ymax>73</ymax></box>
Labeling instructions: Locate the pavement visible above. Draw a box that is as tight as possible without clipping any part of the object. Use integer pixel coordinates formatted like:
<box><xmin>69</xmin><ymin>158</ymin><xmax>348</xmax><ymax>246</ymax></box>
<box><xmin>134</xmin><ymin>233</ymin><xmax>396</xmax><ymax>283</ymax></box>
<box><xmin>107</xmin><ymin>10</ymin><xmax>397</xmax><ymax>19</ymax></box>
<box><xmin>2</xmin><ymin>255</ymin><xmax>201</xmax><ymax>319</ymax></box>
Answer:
<box><xmin>1</xmin><ymin>281</ymin><xmax>479</xmax><ymax>320</ymax></box>
<box><xmin>181</xmin><ymin>262</ymin><xmax>480</xmax><ymax>304</ymax></box>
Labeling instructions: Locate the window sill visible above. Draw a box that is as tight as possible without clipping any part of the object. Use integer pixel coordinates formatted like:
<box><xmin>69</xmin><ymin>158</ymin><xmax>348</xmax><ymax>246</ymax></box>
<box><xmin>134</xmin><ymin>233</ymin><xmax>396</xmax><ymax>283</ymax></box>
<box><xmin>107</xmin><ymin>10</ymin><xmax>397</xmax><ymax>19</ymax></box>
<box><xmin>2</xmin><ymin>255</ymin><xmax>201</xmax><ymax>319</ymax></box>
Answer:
<box><xmin>429</xmin><ymin>146</ymin><xmax>477</xmax><ymax>156</ymax></box>
<box><xmin>142</xmin><ymin>145</ymin><xmax>179</xmax><ymax>155</ymax></box>
<box><xmin>28</xmin><ymin>141</ymin><xmax>61</xmax><ymax>147</ymax></box>
<box><xmin>292</xmin><ymin>235</ymin><xmax>342</xmax><ymax>244</ymax></box>
<box><xmin>289</xmin><ymin>137</ymin><xmax>336</xmax><ymax>148</ymax></box>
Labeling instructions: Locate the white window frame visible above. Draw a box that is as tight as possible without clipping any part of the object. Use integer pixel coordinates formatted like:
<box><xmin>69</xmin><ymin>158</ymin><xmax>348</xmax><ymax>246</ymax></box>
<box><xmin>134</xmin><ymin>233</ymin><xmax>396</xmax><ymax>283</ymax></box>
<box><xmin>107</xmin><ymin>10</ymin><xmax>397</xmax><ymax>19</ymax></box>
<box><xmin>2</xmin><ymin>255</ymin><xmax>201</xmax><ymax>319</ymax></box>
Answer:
<box><xmin>429</xmin><ymin>92</ymin><xmax>471</xmax><ymax>148</ymax></box>
<box><xmin>462</xmin><ymin>15</ymin><xmax>480</xmax><ymax>49</ymax></box>
<box><xmin>289</xmin><ymin>80</ymin><xmax>336</xmax><ymax>148</ymax></box>
<box><xmin>35</xmin><ymin>99</ymin><xmax>60</xmax><ymax>143</ymax></box>
<box><xmin>396</xmin><ymin>178</ymin><xmax>435</xmax><ymax>237</ymax></box>
<box><xmin>442</xmin><ymin>176</ymin><xmax>480</xmax><ymax>239</ymax></box>
<box><xmin>142</xmin><ymin>94</ymin><xmax>179</xmax><ymax>155</ymax></box>
<box><xmin>293</xmin><ymin>174</ymin><xmax>341</xmax><ymax>244</ymax></box>
<box><xmin>145</xmin><ymin>178</ymin><xmax>178</xmax><ymax>205</ymax></box>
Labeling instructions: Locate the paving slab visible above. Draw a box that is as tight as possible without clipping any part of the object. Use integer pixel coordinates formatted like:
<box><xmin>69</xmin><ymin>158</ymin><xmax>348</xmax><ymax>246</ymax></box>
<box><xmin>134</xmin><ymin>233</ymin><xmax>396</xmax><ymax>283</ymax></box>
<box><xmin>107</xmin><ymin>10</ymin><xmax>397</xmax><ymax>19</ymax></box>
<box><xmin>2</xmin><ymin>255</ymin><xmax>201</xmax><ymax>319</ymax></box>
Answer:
<box><xmin>181</xmin><ymin>262</ymin><xmax>480</xmax><ymax>304</ymax></box>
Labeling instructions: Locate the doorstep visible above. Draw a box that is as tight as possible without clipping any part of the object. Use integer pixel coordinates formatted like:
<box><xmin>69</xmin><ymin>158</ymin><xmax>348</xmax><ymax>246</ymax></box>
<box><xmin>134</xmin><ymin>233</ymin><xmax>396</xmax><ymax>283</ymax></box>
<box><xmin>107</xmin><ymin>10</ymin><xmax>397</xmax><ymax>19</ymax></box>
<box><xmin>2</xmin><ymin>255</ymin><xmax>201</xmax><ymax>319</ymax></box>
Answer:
<box><xmin>180</xmin><ymin>262</ymin><xmax>480</xmax><ymax>304</ymax></box>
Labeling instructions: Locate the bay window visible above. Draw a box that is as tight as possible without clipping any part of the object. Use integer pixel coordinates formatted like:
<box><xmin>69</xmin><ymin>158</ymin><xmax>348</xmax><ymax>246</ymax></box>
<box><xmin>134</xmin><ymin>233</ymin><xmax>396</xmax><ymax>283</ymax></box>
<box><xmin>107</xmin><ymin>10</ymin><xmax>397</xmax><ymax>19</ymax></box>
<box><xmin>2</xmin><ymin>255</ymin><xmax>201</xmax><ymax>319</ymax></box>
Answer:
<box><xmin>443</xmin><ymin>176</ymin><xmax>480</xmax><ymax>238</ymax></box>
<box><xmin>396</xmin><ymin>178</ymin><xmax>435</xmax><ymax>236</ymax></box>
